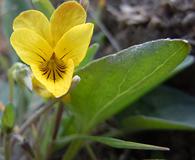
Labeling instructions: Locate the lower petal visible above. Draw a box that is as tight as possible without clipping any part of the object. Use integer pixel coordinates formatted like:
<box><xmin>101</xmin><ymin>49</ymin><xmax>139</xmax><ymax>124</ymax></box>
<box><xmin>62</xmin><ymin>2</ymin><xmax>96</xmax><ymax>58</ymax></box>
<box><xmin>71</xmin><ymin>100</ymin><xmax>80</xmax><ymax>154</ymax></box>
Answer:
<box><xmin>31</xmin><ymin>59</ymin><xmax>74</xmax><ymax>98</ymax></box>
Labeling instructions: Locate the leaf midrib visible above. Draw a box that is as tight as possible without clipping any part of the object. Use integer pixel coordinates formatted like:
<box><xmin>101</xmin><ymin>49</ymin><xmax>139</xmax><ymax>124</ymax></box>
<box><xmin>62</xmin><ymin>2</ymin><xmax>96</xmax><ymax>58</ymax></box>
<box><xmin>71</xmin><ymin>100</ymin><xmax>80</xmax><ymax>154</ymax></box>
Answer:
<box><xmin>85</xmin><ymin>43</ymin><xmax>186</xmax><ymax>131</ymax></box>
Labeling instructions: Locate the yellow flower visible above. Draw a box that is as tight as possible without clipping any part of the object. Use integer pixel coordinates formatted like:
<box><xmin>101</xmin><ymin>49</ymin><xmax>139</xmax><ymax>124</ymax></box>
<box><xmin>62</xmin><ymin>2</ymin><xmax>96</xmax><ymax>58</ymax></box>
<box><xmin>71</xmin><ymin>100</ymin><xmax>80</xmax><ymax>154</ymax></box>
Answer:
<box><xmin>10</xmin><ymin>1</ymin><xmax>94</xmax><ymax>98</ymax></box>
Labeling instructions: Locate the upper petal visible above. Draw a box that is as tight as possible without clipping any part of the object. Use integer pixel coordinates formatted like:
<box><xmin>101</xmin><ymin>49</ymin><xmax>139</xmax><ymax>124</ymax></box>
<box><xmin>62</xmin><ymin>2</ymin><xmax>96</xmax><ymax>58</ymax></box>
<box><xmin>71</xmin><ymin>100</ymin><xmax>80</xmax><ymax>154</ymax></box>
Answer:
<box><xmin>31</xmin><ymin>59</ymin><xmax>74</xmax><ymax>98</ymax></box>
<box><xmin>13</xmin><ymin>10</ymin><xmax>52</xmax><ymax>45</ymax></box>
<box><xmin>54</xmin><ymin>23</ymin><xmax>94</xmax><ymax>66</ymax></box>
<box><xmin>50</xmin><ymin>1</ymin><xmax>86</xmax><ymax>45</ymax></box>
<box><xmin>10</xmin><ymin>28</ymin><xmax>53</xmax><ymax>65</ymax></box>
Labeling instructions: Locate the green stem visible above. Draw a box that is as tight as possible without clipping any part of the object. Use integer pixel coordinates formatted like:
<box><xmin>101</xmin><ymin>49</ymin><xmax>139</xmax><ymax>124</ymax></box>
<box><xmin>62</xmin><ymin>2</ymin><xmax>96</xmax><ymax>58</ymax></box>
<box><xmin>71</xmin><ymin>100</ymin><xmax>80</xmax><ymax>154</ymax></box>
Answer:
<box><xmin>4</xmin><ymin>134</ymin><xmax>11</xmax><ymax>160</ymax></box>
<box><xmin>85</xmin><ymin>144</ymin><xmax>97</xmax><ymax>160</ymax></box>
<box><xmin>46</xmin><ymin>102</ymin><xmax>64</xmax><ymax>160</ymax></box>
<box><xmin>8</xmin><ymin>69</ymin><xmax>14</xmax><ymax>103</ymax></box>
<box><xmin>52</xmin><ymin>102</ymin><xmax>64</xmax><ymax>140</ymax></box>
<box><xmin>18</xmin><ymin>101</ymin><xmax>56</xmax><ymax>134</ymax></box>
<box><xmin>62</xmin><ymin>125</ymin><xmax>92</xmax><ymax>160</ymax></box>
<box><xmin>62</xmin><ymin>141</ymin><xmax>82</xmax><ymax>160</ymax></box>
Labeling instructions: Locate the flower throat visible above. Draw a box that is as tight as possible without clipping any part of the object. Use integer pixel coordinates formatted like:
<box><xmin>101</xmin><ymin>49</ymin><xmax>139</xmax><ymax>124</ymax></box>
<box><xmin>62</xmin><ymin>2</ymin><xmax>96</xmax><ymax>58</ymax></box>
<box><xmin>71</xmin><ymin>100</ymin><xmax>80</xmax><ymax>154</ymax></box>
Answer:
<box><xmin>39</xmin><ymin>53</ymin><xmax>66</xmax><ymax>82</ymax></box>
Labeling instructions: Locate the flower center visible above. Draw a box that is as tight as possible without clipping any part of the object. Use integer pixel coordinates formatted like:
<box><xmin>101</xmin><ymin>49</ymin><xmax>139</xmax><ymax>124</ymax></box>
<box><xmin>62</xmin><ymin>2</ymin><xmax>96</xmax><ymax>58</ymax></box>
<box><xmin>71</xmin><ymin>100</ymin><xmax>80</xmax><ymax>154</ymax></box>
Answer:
<box><xmin>39</xmin><ymin>53</ymin><xmax>66</xmax><ymax>82</ymax></box>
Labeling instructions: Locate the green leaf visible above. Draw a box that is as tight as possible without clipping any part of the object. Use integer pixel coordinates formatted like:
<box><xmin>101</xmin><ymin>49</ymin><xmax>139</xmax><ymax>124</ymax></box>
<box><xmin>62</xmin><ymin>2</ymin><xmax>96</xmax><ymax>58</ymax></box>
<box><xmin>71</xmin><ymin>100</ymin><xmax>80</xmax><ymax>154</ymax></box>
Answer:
<box><xmin>32</xmin><ymin>0</ymin><xmax>54</xmax><ymax>18</ymax></box>
<box><xmin>118</xmin><ymin>86</ymin><xmax>195</xmax><ymax>132</ymax></box>
<box><xmin>2</xmin><ymin>104</ymin><xmax>15</xmax><ymax>133</ymax></box>
<box><xmin>79</xmin><ymin>43</ymin><xmax>100</xmax><ymax>68</ymax></box>
<box><xmin>173</xmin><ymin>55</ymin><xmax>194</xmax><ymax>74</ymax></box>
<box><xmin>56</xmin><ymin>135</ymin><xmax>169</xmax><ymax>151</ymax></box>
<box><xmin>70</xmin><ymin>39</ymin><xmax>190</xmax><ymax>132</ymax></box>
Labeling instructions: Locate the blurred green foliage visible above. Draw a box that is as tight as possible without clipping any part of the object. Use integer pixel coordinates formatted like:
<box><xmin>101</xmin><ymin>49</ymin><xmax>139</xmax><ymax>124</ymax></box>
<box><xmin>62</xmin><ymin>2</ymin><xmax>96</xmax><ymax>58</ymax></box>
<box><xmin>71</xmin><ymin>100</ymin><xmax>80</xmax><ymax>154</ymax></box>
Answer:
<box><xmin>0</xmin><ymin>0</ymin><xmax>194</xmax><ymax>160</ymax></box>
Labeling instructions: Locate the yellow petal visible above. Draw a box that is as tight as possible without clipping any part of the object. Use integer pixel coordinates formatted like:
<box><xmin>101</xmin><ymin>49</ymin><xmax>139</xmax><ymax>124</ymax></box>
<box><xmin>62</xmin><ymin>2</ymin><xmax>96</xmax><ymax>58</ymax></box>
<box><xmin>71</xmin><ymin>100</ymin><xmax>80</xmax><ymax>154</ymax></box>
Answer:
<box><xmin>10</xmin><ymin>29</ymin><xmax>53</xmax><ymax>65</ymax></box>
<box><xmin>31</xmin><ymin>59</ymin><xmax>74</xmax><ymax>98</ymax></box>
<box><xmin>32</xmin><ymin>76</ymin><xmax>53</xmax><ymax>99</ymax></box>
<box><xmin>54</xmin><ymin>23</ymin><xmax>94</xmax><ymax>66</ymax></box>
<box><xmin>13</xmin><ymin>10</ymin><xmax>52</xmax><ymax>45</ymax></box>
<box><xmin>50</xmin><ymin>1</ymin><xmax>86</xmax><ymax>45</ymax></box>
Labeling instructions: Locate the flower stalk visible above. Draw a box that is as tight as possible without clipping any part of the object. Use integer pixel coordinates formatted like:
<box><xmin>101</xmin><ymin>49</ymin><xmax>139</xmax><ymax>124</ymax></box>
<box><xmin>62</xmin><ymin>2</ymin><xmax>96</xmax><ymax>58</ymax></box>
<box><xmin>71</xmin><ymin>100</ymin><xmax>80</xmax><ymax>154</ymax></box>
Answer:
<box><xmin>8</xmin><ymin>68</ymin><xmax>14</xmax><ymax>103</ymax></box>
<box><xmin>52</xmin><ymin>102</ymin><xmax>64</xmax><ymax>140</ymax></box>
<box><xmin>46</xmin><ymin>102</ymin><xmax>64</xmax><ymax>160</ymax></box>
<box><xmin>4</xmin><ymin>133</ymin><xmax>11</xmax><ymax>160</ymax></box>
<box><xmin>62</xmin><ymin>141</ymin><xmax>83</xmax><ymax>160</ymax></box>
<box><xmin>18</xmin><ymin>100</ymin><xmax>56</xmax><ymax>134</ymax></box>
